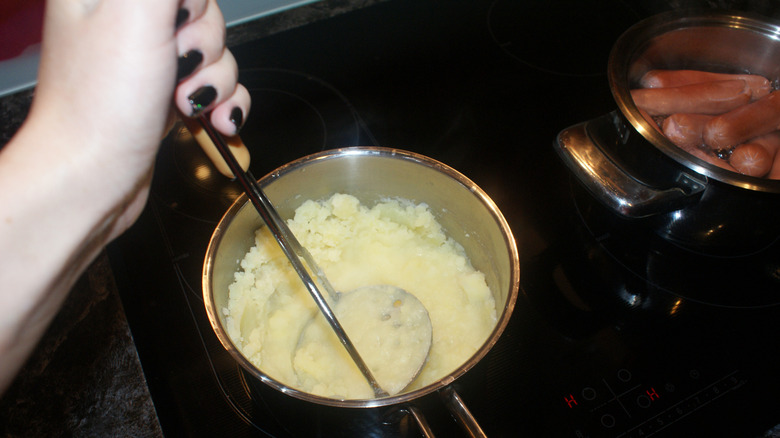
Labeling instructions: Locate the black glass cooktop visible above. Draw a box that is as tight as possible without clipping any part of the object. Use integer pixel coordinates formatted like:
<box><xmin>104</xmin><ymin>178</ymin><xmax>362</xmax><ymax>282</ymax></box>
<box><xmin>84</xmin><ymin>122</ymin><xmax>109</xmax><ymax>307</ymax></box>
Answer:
<box><xmin>108</xmin><ymin>0</ymin><xmax>780</xmax><ymax>436</ymax></box>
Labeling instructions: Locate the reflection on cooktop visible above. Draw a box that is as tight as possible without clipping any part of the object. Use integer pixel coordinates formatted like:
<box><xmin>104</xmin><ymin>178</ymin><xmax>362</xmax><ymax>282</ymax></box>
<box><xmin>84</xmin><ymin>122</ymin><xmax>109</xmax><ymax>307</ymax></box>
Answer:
<box><xmin>570</xmin><ymin>179</ymin><xmax>780</xmax><ymax>311</ymax></box>
<box><xmin>237</xmin><ymin>68</ymin><xmax>372</xmax><ymax>166</ymax></box>
<box><xmin>487</xmin><ymin>0</ymin><xmax>641</xmax><ymax>76</ymax></box>
<box><xmin>152</xmin><ymin>68</ymin><xmax>368</xmax><ymax>222</ymax></box>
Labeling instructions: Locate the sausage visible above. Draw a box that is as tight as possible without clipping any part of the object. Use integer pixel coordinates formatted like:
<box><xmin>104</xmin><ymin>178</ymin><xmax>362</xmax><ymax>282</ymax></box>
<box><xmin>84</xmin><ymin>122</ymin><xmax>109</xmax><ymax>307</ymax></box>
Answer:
<box><xmin>658</xmin><ymin>113</ymin><xmax>735</xmax><ymax>171</ymax></box>
<box><xmin>771</xmin><ymin>145</ymin><xmax>780</xmax><ymax>180</ymax></box>
<box><xmin>682</xmin><ymin>144</ymin><xmax>738</xmax><ymax>172</ymax></box>
<box><xmin>703</xmin><ymin>91</ymin><xmax>780</xmax><ymax>150</ymax></box>
<box><xmin>661</xmin><ymin>113</ymin><xmax>713</xmax><ymax>149</ymax></box>
<box><xmin>747</xmin><ymin>131</ymin><xmax>780</xmax><ymax>158</ymax></box>
<box><xmin>639</xmin><ymin>69</ymin><xmax>772</xmax><ymax>100</ymax></box>
<box><xmin>729</xmin><ymin>143</ymin><xmax>773</xmax><ymax>177</ymax></box>
<box><xmin>739</xmin><ymin>131</ymin><xmax>780</xmax><ymax>179</ymax></box>
<box><xmin>631</xmin><ymin>80</ymin><xmax>751</xmax><ymax>116</ymax></box>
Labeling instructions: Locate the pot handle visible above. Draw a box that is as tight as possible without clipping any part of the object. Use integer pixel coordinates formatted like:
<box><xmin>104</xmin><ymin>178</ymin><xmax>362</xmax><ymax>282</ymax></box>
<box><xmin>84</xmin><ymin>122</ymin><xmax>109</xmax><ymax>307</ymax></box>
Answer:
<box><xmin>440</xmin><ymin>386</ymin><xmax>488</xmax><ymax>438</ymax></box>
<box><xmin>554</xmin><ymin>114</ymin><xmax>706</xmax><ymax>218</ymax></box>
<box><xmin>402</xmin><ymin>386</ymin><xmax>488</xmax><ymax>438</ymax></box>
<box><xmin>407</xmin><ymin>405</ymin><xmax>436</xmax><ymax>438</ymax></box>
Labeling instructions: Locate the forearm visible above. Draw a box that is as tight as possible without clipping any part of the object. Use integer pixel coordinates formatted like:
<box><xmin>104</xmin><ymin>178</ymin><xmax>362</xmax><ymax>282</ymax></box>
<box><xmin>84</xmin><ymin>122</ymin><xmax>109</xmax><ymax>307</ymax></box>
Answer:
<box><xmin>0</xmin><ymin>0</ymin><xmax>250</xmax><ymax>397</ymax></box>
<box><xmin>0</xmin><ymin>116</ymin><xmax>152</xmax><ymax>394</ymax></box>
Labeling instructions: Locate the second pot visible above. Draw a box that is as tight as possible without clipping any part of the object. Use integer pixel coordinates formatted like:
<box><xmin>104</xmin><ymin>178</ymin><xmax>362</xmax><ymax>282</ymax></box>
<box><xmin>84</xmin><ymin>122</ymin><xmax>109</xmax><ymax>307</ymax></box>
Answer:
<box><xmin>555</xmin><ymin>10</ymin><xmax>780</xmax><ymax>255</ymax></box>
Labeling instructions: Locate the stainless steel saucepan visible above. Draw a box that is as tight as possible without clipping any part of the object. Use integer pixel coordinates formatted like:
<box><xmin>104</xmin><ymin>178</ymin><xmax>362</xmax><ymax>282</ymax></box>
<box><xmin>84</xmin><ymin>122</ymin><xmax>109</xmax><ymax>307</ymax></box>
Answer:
<box><xmin>202</xmin><ymin>146</ymin><xmax>520</xmax><ymax>436</ymax></box>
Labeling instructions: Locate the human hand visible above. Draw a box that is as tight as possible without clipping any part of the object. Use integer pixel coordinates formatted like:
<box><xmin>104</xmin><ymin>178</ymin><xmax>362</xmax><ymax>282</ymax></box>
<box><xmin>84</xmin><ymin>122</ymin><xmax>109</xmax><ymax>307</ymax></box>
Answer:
<box><xmin>25</xmin><ymin>0</ymin><xmax>250</xmax><ymax>234</ymax></box>
<box><xmin>0</xmin><ymin>0</ymin><xmax>256</xmax><ymax>394</ymax></box>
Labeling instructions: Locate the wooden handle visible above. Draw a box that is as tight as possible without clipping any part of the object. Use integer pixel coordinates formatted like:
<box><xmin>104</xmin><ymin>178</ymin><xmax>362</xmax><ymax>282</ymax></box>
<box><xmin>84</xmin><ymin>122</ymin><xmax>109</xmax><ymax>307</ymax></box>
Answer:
<box><xmin>181</xmin><ymin>116</ymin><xmax>251</xmax><ymax>178</ymax></box>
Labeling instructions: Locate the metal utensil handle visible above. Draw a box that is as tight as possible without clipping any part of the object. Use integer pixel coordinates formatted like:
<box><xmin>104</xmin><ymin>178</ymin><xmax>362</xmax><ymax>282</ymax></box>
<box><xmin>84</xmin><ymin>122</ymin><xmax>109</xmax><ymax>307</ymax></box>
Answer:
<box><xmin>196</xmin><ymin>115</ymin><xmax>388</xmax><ymax>398</ymax></box>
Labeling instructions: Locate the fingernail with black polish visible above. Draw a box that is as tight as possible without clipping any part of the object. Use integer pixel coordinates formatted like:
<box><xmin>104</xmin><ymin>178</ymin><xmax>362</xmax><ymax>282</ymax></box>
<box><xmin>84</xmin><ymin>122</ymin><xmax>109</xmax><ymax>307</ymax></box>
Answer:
<box><xmin>189</xmin><ymin>86</ymin><xmax>217</xmax><ymax>116</ymax></box>
<box><xmin>177</xmin><ymin>49</ymin><xmax>203</xmax><ymax>82</ymax></box>
<box><xmin>229</xmin><ymin>107</ymin><xmax>244</xmax><ymax>133</ymax></box>
<box><xmin>175</xmin><ymin>8</ymin><xmax>190</xmax><ymax>30</ymax></box>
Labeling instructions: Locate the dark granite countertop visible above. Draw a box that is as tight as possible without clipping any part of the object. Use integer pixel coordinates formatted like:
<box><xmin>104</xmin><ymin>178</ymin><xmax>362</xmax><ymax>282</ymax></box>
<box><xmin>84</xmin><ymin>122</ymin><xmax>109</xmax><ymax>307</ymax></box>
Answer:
<box><xmin>0</xmin><ymin>253</ymin><xmax>163</xmax><ymax>438</ymax></box>
<box><xmin>0</xmin><ymin>1</ymin><xmax>385</xmax><ymax>436</ymax></box>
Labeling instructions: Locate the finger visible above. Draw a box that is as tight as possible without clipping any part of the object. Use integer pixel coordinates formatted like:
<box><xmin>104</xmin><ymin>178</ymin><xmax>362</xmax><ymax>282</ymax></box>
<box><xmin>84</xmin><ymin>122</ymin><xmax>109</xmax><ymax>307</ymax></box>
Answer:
<box><xmin>175</xmin><ymin>0</ymin><xmax>225</xmax><ymax>81</ymax></box>
<box><xmin>175</xmin><ymin>0</ymin><xmax>208</xmax><ymax>30</ymax></box>
<box><xmin>209</xmin><ymin>83</ymin><xmax>251</xmax><ymax>136</ymax></box>
<box><xmin>175</xmin><ymin>48</ymin><xmax>238</xmax><ymax>117</ymax></box>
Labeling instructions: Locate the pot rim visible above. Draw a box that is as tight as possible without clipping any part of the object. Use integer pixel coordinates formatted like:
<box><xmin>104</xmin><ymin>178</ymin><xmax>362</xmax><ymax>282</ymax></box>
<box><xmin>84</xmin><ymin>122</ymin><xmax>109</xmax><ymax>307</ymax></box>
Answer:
<box><xmin>608</xmin><ymin>9</ymin><xmax>780</xmax><ymax>194</ymax></box>
<box><xmin>202</xmin><ymin>146</ymin><xmax>520</xmax><ymax>408</ymax></box>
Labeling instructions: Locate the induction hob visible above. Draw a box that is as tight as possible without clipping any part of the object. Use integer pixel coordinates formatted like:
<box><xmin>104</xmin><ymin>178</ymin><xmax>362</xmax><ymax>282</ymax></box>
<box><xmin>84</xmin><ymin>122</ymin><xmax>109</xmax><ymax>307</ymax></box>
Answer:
<box><xmin>107</xmin><ymin>0</ymin><xmax>780</xmax><ymax>436</ymax></box>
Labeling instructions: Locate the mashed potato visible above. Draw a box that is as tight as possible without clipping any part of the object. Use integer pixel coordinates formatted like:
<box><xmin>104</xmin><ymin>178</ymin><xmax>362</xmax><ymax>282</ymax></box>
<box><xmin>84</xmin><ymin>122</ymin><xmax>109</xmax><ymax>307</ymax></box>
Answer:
<box><xmin>224</xmin><ymin>193</ymin><xmax>496</xmax><ymax>399</ymax></box>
